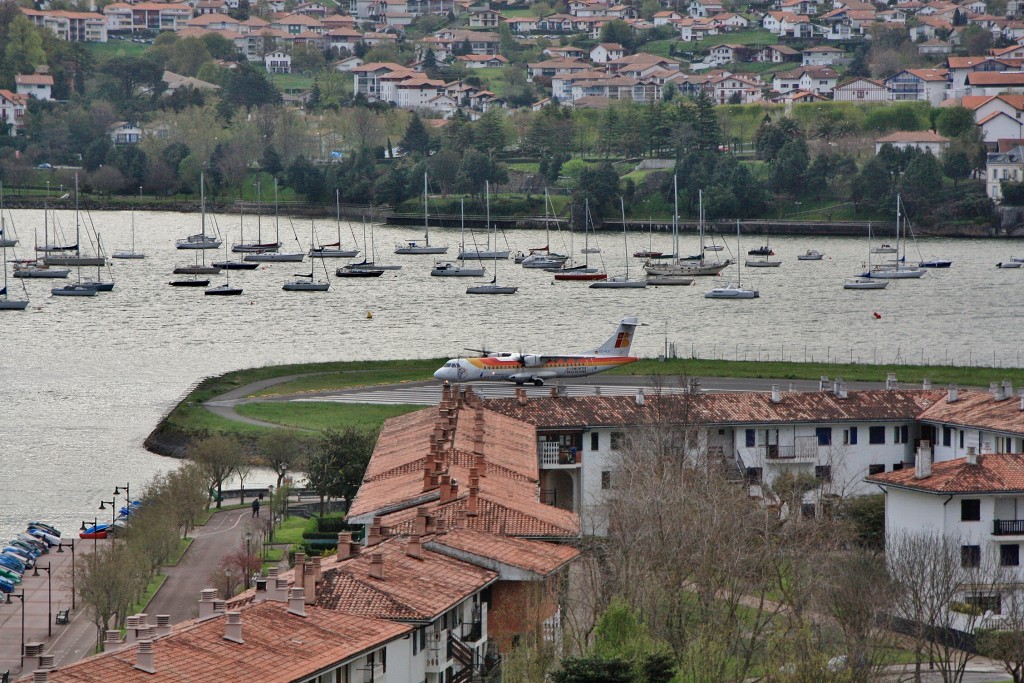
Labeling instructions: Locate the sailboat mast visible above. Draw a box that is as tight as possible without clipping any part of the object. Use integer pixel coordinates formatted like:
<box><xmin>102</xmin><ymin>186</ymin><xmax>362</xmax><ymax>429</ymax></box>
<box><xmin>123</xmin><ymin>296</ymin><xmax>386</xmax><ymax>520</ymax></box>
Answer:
<box><xmin>698</xmin><ymin>189</ymin><xmax>705</xmax><ymax>257</ymax></box>
<box><xmin>274</xmin><ymin>178</ymin><xmax>280</xmax><ymax>246</ymax></box>
<box><xmin>620</xmin><ymin>197</ymin><xmax>629</xmax><ymax>280</ymax></box>
<box><xmin>485</xmin><ymin>181</ymin><xmax>490</xmax><ymax>250</ymax></box>
<box><xmin>74</xmin><ymin>174</ymin><xmax>81</xmax><ymax>284</ymax></box>
<box><xmin>584</xmin><ymin>198</ymin><xmax>590</xmax><ymax>266</ymax></box>
<box><xmin>461</xmin><ymin>197</ymin><xmax>466</xmax><ymax>252</ymax></box>
<box><xmin>423</xmin><ymin>172</ymin><xmax>429</xmax><ymax>245</ymax></box>
<box><xmin>673</xmin><ymin>174</ymin><xmax>679</xmax><ymax>259</ymax></box>
<box><xmin>736</xmin><ymin>219</ymin><xmax>741</xmax><ymax>288</ymax></box>
<box><xmin>336</xmin><ymin>189</ymin><xmax>341</xmax><ymax>247</ymax></box>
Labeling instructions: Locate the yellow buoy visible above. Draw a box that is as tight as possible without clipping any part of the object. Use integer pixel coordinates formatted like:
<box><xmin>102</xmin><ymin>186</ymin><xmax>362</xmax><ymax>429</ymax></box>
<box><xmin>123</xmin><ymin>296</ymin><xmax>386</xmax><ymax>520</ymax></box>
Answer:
<box><xmin>366</xmin><ymin>311</ymin><xmax>373</xmax><ymax>319</ymax></box>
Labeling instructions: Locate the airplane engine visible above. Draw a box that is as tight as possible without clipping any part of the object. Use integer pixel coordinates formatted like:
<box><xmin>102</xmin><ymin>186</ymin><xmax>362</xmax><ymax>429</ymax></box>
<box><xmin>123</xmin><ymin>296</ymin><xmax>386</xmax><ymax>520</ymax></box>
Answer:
<box><xmin>522</xmin><ymin>354</ymin><xmax>543</xmax><ymax>367</ymax></box>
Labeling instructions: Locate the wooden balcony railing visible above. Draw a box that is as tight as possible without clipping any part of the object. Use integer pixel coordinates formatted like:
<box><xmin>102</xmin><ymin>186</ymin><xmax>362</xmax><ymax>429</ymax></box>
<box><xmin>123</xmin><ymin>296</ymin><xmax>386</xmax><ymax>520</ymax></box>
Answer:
<box><xmin>994</xmin><ymin>519</ymin><xmax>1024</xmax><ymax>535</ymax></box>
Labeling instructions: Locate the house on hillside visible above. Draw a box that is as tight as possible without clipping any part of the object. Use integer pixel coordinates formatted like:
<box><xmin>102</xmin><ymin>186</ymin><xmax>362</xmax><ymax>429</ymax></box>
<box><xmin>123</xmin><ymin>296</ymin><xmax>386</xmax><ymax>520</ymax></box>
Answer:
<box><xmin>874</xmin><ymin>130</ymin><xmax>950</xmax><ymax>155</ymax></box>
<box><xmin>832</xmin><ymin>77</ymin><xmax>889</xmax><ymax>101</ymax></box>
<box><xmin>590</xmin><ymin>42</ymin><xmax>625</xmax><ymax>63</ymax></box>
<box><xmin>108</xmin><ymin>121</ymin><xmax>142</xmax><ymax>144</ymax></box>
<box><xmin>264</xmin><ymin>50</ymin><xmax>292</xmax><ymax>74</ymax></box>
<box><xmin>885</xmin><ymin>68</ymin><xmax>949</xmax><ymax>105</ymax></box>
<box><xmin>801</xmin><ymin>45</ymin><xmax>845</xmax><ymax>66</ymax></box>
<box><xmin>752</xmin><ymin>44</ymin><xmax>801</xmax><ymax>63</ymax></box>
<box><xmin>15</xmin><ymin>73</ymin><xmax>54</xmax><ymax>101</ymax></box>
<box><xmin>986</xmin><ymin>146</ymin><xmax>1024</xmax><ymax>200</ymax></box>
<box><xmin>968</xmin><ymin>71</ymin><xmax>1024</xmax><ymax>96</ymax></box>
<box><xmin>772</xmin><ymin>66</ymin><xmax>839</xmax><ymax>95</ymax></box>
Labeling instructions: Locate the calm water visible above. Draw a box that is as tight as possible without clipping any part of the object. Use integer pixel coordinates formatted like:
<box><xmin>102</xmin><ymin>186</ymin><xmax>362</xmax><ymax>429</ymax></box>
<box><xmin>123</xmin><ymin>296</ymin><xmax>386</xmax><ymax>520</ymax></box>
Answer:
<box><xmin>1</xmin><ymin>207</ymin><xmax>1022</xmax><ymax>538</ymax></box>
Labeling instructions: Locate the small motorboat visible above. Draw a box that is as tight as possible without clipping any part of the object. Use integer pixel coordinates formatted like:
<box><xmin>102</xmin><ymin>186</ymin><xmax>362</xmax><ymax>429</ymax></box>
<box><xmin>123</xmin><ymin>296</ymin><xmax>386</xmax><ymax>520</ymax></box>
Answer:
<box><xmin>173</xmin><ymin>264</ymin><xmax>221</xmax><ymax>275</ymax></box>
<box><xmin>79</xmin><ymin>524</ymin><xmax>110</xmax><ymax>539</ymax></box>
<box><xmin>997</xmin><ymin>261</ymin><xmax>1023</xmax><ymax>269</ymax></box>
<box><xmin>919</xmin><ymin>259</ymin><xmax>951</xmax><ymax>268</ymax></box>
<box><xmin>169</xmin><ymin>279</ymin><xmax>211</xmax><ymax>287</ymax></box>
<box><xmin>633</xmin><ymin>250</ymin><xmax>663</xmax><ymax>258</ymax></box>
<box><xmin>705</xmin><ymin>282</ymin><xmax>758</xmax><ymax>299</ymax></box>
<box><xmin>748</xmin><ymin>246</ymin><xmax>774</xmax><ymax>256</ymax></box>
<box><xmin>797</xmin><ymin>249</ymin><xmax>824</xmax><ymax>261</ymax></box>
<box><xmin>430</xmin><ymin>262</ymin><xmax>485</xmax><ymax>277</ymax></box>
<box><xmin>843</xmin><ymin>278</ymin><xmax>888</xmax><ymax>290</ymax></box>
<box><xmin>704</xmin><ymin>244</ymin><xmax>724</xmax><ymax>252</ymax></box>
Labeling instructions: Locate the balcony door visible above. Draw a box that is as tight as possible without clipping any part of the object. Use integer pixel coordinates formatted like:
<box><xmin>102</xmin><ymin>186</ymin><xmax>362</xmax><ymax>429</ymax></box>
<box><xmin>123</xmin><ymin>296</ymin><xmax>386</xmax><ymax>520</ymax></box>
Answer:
<box><xmin>764</xmin><ymin>429</ymin><xmax>779</xmax><ymax>458</ymax></box>
<box><xmin>995</xmin><ymin>497</ymin><xmax>1019</xmax><ymax>521</ymax></box>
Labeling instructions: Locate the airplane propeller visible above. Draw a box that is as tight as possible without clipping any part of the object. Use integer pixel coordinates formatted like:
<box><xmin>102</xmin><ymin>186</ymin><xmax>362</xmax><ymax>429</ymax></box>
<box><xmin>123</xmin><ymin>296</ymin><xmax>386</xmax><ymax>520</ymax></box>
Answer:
<box><xmin>465</xmin><ymin>347</ymin><xmax>498</xmax><ymax>357</ymax></box>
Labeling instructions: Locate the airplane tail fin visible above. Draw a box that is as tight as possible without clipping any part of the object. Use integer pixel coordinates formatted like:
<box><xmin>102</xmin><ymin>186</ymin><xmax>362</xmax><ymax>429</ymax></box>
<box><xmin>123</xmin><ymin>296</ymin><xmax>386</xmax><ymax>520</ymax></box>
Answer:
<box><xmin>586</xmin><ymin>316</ymin><xmax>640</xmax><ymax>357</ymax></box>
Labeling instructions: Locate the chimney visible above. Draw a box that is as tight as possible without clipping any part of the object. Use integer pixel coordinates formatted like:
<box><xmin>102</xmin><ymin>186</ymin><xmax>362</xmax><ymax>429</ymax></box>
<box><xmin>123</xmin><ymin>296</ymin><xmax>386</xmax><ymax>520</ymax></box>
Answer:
<box><xmin>367</xmin><ymin>518</ymin><xmax>383</xmax><ymax>546</ymax></box>
<box><xmin>39</xmin><ymin>655</ymin><xmax>54</xmax><ymax>671</ymax></box>
<box><xmin>414</xmin><ymin>508</ymin><xmax>428</xmax><ymax>536</ymax></box>
<box><xmin>915</xmin><ymin>441</ymin><xmax>933</xmax><ymax>479</ymax></box>
<box><xmin>104</xmin><ymin>630</ymin><xmax>122</xmax><ymax>648</ymax></box>
<box><xmin>295</xmin><ymin>556</ymin><xmax>306</xmax><ymax>589</ymax></box>
<box><xmin>922</xmin><ymin>377</ymin><xmax>931</xmax><ymax>390</ymax></box>
<box><xmin>337</xmin><ymin>532</ymin><xmax>353</xmax><ymax>560</ymax></box>
<box><xmin>467</xmin><ymin>485</ymin><xmax>479</xmax><ymax>517</ymax></box>
<box><xmin>135</xmin><ymin>640</ymin><xmax>156</xmax><ymax>674</ymax></box>
<box><xmin>819</xmin><ymin>375</ymin><xmax>829</xmax><ymax>392</ymax></box>
<box><xmin>369</xmin><ymin>553</ymin><xmax>385</xmax><ymax>580</ymax></box>
<box><xmin>947</xmin><ymin>384</ymin><xmax>959</xmax><ymax>403</ymax></box>
<box><xmin>1001</xmin><ymin>380</ymin><xmax>1013</xmax><ymax>401</ymax></box>
<box><xmin>439</xmin><ymin>475</ymin><xmax>453</xmax><ymax>504</ymax></box>
<box><xmin>455</xmin><ymin>508</ymin><xmax>468</xmax><ymax>529</ymax></box>
<box><xmin>835</xmin><ymin>379</ymin><xmax>848</xmax><ymax>400</ymax></box>
<box><xmin>287</xmin><ymin>587</ymin><xmax>306</xmax><ymax>617</ymax></box>
<box><xmin>303</xmin><ymin>561</ymin><xmax>316</xmax><ymax>604</ymax></box>
<box><xmin>155</xmin><ymin>615</ymin><xmax>171</xmax><ymax>638</ymax></box>
<box><xmin>635</xmin><ymin>388</ymin><xmax>645</xmax><ymax>406</ymax></box>
<box><xmin>516</xmin><ymin>388</ymin><xmax>527</xmax><ymax>405</ymax></box>
<box><xmin>407</xmin><ymin>534</ymin><xmax>422</xmax><ymax>559</ymax></box>
<box><xmin>436</xmin><ymin>516</ymin><xmax>448</xmax><ymax>534</ymax></box>
<box><xmin>198</xmin><ymin>589</ymin><xmax>218</xmax><ymax>620</ymax></box>
<box><xmin>990</xmin><ymin>381</ymin><xmax>1001</xmax><ymax>399</ymax></box>
<box><xmin>224</xmin><ymin>611</ymin><xmax>243</xmax><ymax>644</ymax></box>
<box><xmin>312</xmin><ymin>556</ymin><xmax>322</xmax><ymax>584</ymax></box>
<box><xmin>213</xmin><ymin>601</ymin><xmax>225</xmax><ymax>617</ymax></box>
<box><xmin>23</xmin><ymin>643</ymin><xmax>44</xmax><ymax>670</ymax></box>
<box><xmin>967</xmin><ymin>445</ymin><xmax>979</xmax><ymax>465</ymax></box>
<box><xmin>32</xmin><ymin>672</ymin><xmax>49</xmax><ymax>683</ymax></box>
<box><xmin>886</xmin><ymin>373</ymin><xmax>897</xmax><ymax>390</ymax></box>
<box><xmin>833</xmin><ymin>377</ymin><xmax>841</xmax><ymax>395</ymax></box>
<box><xmin>770</xmin><ymin>385</ymin><xmax>781</xmax><ymax>404</ymax></box>
<box><xmin>474</xmin><ymin>452</ymin><xmax>486</xmax><ymax>476</ymax></box>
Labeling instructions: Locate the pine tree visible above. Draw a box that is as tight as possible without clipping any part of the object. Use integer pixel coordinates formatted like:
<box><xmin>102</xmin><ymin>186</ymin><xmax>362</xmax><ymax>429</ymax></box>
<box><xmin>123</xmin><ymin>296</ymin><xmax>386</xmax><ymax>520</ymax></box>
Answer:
<box><xmin>399</xmin><ymin>114</ymin><xmax>431</xmax><ymax>158</ymax></box>
<box><xmin>693</xmin><ymin>90</ymin><xmax>722</xmax><ymax>152</ymax></box>
<box><xmin>2</xmin><ymin>15</ymin><xmax>46</xmax><ymax>86</ymax></box>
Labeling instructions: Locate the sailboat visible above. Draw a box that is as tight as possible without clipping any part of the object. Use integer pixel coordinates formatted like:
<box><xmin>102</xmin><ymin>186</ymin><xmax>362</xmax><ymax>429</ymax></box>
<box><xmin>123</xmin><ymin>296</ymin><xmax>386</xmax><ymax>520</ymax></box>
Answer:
<box><xmin>176</xmin><ymin>186</ymin><xmax>222</xmax><ymax>251</ymax></box>
<box><xmin>81</xmin><ymin>232</ymin><xmax>115</xmax><ymax>291</ymax></box>
<box><xmin>233</xmin><ymin>180</ymin><xmax>280</xmax><ymax>253</ymax></box>
<box><xmin>51</xmin><ymin>175</ymin><xmax>97</xmax><ymax>297</ymax></box>
<box><xmin>14</xmin><ymin>207</ymin><xmax>70</xmax><ymax>279</ymax></box>
<box><xmin>706</xmin><ymin>220</ymin><xmax>759</xmax><ymax>299</ymax></box>
<box><xmin>645</xmin><ymin>186</ymin><xmax>730</xmax><ymax>277</ymax></box>
<box><xmin>433</xmin><ymin>199</ymin><xmax>486</xmax><ymax>276</ymax></box>
<box><xmin>0</xmin><ymin>213</ymin><xmax>28</xmax><ymax>310</ymax></box>
<box><xmin>859</xmin><ymin>195</ymin><xmax>924</xmax><ymax>279</ymax></box>
<box><xmin>174</xmin><ymin>174</ymin><xmax>222</xmax><ymax>275</ymax></box>
<box><xmin>554</xmin><ymin>199</ymin><xmax>605</xmax><ymax>281</ymax></box>
<box><xmin>633</xmin><ymin>219</ymin><xmax>662</xmax><ymax>258</ymax></box>
<box><xmin>0</xmin><ymin>183</ymin><xmax>17</xmax><ymax>248</ymax></box>
<box><xmin>466</xmin><ymin>251</ymin><xmax>517</xmax><ymax>294</ymax></box>
<box><xmin>645</xmin><ymin>179</ymin><xmax>694</xmax><ymax>286</ymax></box>
<box><xmin>245</xmin><ymin>180</ymin><xmax>304</xmax><ymax>262</ymax></box>
<box><xmin>43</xmin><ymin>204</ymin><xmax>104</xmax><ymax>267</ymax></box>
<box><xmin>284</xmin><ymin>223</ymin><xmax>331</xmax><ymax>291</ymax></box>
<box><xmin>309</xmin><ymin>190</ymin><xmax>359</xmax><ymax>258</ymax></box>
<box><xmin>395</xmin><ymin>173</ymin><xmax>448</xmax><ymax>255</ymax></box>
<box><xmin>113</xmin><ymin>210</ymin><xmax>145</xmax><ymax>259</ymax></box>
<box><xmin>845</xmin><ymin>222</ymin><xmax>888</xmax><ymax>290</ymax></box>
<box><xmin>521</xmin><ymin>190</ymin><xmax>569</xmax><ymax>268</ymax></box>
<box><xmin>337</xmin><ymin>216</ymin><xmax>385</xmax><ymax>277</ymax></box>
<box><xmin>457</xmin><ymin>182</ymin><xmax>508</xmax><ymax>260</ymax></box>
<box><xmin>206</xmin><ymin>233</ymin><xmax>244</xmax><ymax>295</ymax></box>
<box><xmin>590</xmin><ymin>199</ymin><xmax>646</xmax><ymax>289</ymax></box>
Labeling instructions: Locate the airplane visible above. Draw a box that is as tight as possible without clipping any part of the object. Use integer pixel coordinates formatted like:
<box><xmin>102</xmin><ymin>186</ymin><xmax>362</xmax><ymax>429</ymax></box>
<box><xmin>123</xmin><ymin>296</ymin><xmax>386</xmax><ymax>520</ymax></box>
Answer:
<box><xmin>433</xmin><ymin>317</ymin><xmax>641</xmax><ymax>386</ymax></box>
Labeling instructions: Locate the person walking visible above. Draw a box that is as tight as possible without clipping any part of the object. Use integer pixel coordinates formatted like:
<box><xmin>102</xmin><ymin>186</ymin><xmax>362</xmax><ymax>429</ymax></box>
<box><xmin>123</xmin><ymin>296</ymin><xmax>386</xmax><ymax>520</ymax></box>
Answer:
<box><xmin>252</xmin><ymin>498</ymin><xmax>260</xmax><ymax>518</ymax></box>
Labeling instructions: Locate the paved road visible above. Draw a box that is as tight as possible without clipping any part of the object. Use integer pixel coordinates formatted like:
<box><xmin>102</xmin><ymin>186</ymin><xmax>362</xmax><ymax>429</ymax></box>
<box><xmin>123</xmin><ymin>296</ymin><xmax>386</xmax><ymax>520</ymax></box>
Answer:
<box><xmin>146</xmin><ymin>506</ymin><xmax>254</xmax><ymax>623</ymax></box>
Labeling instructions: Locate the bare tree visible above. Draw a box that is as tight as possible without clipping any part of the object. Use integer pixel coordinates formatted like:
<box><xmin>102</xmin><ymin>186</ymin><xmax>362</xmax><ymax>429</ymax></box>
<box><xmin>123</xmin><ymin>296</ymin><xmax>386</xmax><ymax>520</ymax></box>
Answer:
<box><xmin>977</xmin><ymin>580</ymin><xmax>1024</xmax><ymax>683</ymax></box>
<box><xmin>258</xmin><ymin>430</ymin><xmax>303</xmax><ymax>488</ymax></box>
<box><xmin>189</xmin><ymin>434</ymin><xmax>245</xmax><ymax>508</ymax></box>
<box><xmin>77</xmin><ymin>543</ymin><xmax>149</xmax><ymax>649</ymax></box>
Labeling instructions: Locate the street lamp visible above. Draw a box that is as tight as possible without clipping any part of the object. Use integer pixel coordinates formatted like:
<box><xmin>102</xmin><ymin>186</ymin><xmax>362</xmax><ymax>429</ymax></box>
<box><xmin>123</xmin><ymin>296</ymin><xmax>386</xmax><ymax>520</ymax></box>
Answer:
<box><xmin>32</xmin><ymin>564</ymin><xmax>52</xmax><ymax>637</ymax></box>
<box><xmin>99</xmin><ymin>498</ymin><xmax>117</xmax><ymax>526</ymax></box>
<box><xmin>80</xmin><ymin>517</ymin><xmax>99</xmax><ymax>554</ymax></box>
<box><xmin>5</xmin><ymin>590</ymin><xmax>25</xmax><ymax>667</ymax></box>
<box><xmin>56</xmin><ymin>540</ymin><xmax>75</xmax><ymax>611</ymax></box>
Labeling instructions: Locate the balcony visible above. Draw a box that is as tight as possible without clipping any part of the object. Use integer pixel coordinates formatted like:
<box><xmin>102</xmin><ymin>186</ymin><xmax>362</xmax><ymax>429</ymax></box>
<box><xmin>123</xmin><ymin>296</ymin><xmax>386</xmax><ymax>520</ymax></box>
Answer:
<box><xmin>538</xmin><ymin>442</ymin><xmax>580</xmax><ymax>468</ymax></box>
<box><xmin>460</xmin><ymin>603</ymin><xmax>486</xmax><ymax>644</ymax></box>
<box><xmin>757</xmin><ymin>445</ymin><xmax>818</xmax><ymax>462</ymax></box>
<box><xmin>993</xmin><ymin>519</ymin><xmax>1024</xmax><ymax>536</ymax></box>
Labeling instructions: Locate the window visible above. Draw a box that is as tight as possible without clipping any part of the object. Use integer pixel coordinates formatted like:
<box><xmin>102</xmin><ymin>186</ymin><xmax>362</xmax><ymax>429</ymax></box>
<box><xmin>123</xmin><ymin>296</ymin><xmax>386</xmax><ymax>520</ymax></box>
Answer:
<box><xmin>961</xmin><ymin>545</ymin><xmax>981</xmax><ymax>568</ymax></box>
<box><xmin>894</xmin><ymin>425</ymin><xmax>909</xmax><ymax>444</ymax></box>
<box><xmin>892</xmin><ymin>462</ymin><xmax>905</xmax><ymax>471</ymax></box>
<box><xmin>965</xmin><ymin>594</ymin><xmax>1002</xmax><ymax>615</ymax></box>
<box><xmin>943</xmin><ymin>427</ymin><xmax>952</xmax><ymax>447</ymax></box>
<box><xmin>601</xmin><ymin>470</ymin><xmax>611</xmax><ymax>490</ymax></box>
<box><xmin>746</xmin><ymin>467</ymin><xmax>762</xmax><ymax>484</ymax></box>
<box><xmin>961</xmin><ymin>499</ymin><xmax>981</xmax><ymax>521</ymax></box>
<box><xmin>869</xmin><ymin>426</ymin><xmax>886</xmax><ymax>444</ymax></box>
<box><xmin>590</xmin><ymin>432</ymin><xmax>598</xmax><ymax>450</ymax></box>
<box><xmin>849</xmin><ymin>427</ymin><xmax>858</xmax><ymax>445</ymax></box>
<box><xmin>868</xmin><ymin>464</ymin><xmax>885</xmax><ymax>475</ymax></box>
<box><xmin>1001</xmin><ymin>544</ymin><xmax>1020</xmax><ymax>567</ymax></box>
<box><xmin>610</xmin><ymin>432</ymin><xmax>625</xmax><ymax>450</ymax></box>
<box><xmin>815</xmin><ymin>465</ymin><xmax>832</xmax><ymax>482</ymax></box>
<box><xmin>959</xmin><ymin>431</ymin><xmax>965</xmax><ymax>449</ymax></box>
<box><xmin>816</xmin><ymin>427</ymin><xmax>832</xmax><ymax>446</ymax></box>
<box><xmin>745</xmin><ymin>429</ymin><xmax>755</xmax><ymax>447</ymax></box>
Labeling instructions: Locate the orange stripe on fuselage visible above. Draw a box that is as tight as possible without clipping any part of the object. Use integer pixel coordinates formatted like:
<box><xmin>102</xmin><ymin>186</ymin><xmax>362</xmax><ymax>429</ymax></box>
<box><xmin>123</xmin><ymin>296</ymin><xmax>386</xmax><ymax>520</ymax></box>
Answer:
<box><xmin>466</xmin><ymin>356</ymin><xmax>637</xmax><ymax>369</ymax></box>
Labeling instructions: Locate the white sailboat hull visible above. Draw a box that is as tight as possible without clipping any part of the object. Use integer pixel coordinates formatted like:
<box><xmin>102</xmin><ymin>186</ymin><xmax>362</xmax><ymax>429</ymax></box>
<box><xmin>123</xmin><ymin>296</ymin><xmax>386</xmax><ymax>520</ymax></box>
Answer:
<box><xmin>458</xmin><ymin>249</ymin><xmax>509</xmax><ymax>260</ymax></box>
<box><xmin>112</xmin><ymin>252</ymin><xmax>145</xmax><ymax>259</ymax></box>
<box><xmin>589</xmin><ymin>277</ymin><xmax>646</xmax><ymax>289</ymax></box>
<box><xmin>309</xmin><ymin>248</ymin><xmax>359</xmax><ymax>258</ymax></box>
<box><xmin>0</xmin><ymin>299</ymin><xmax>29</xmax><ymax>310</ymax></box>
<box><xmin>283</xmin><ymin>281</ymin><xmax>330</xmax><ymax>291</ymax></box>
<box><xmin>51</xmin><ymin>285</ymin><xmax>97</xmax><ymax>297</ymax></box>
<box><xmin>43</xmin><ymin>256</ymin><xmax>105</xmax><ymax>267</ymax></box>
<box><xmin>244</xmin><ymin>252</ymin><xmax>305</xmax><ymax>262</ymax></box>
<box><xmin>431</xmin><ymin>265</ymin><xmax>486</xmax><ymax>277</ymax></box>
<box><xmin>395</xmin><ymin>245</ymin><xmax>448</xmax><ymax>255</ymax></box>
<box><xmin>745</xmin><ymin>260</ymin><xmax>782</xmax><ymax>268</ymax></box>
<box><xmin>862</xmin><ymin>268</ymin><xmax>925</xmax><ymax>279</ymax></box>
<box><xmin>645</xmin><ymin>261</ymin><xmax>730</xmax><ymax>276</ymax></box>
<box><xmin>705</xmin><ymin>284</ymin><xmax>759</xmax><ymax>299</ymax></box>
<box><xmin>647</xmin><ymin>275</ymin><xmax>694</xmax><ymax>286</ymax></box>
<box><xmin>467</xmin><ymin>284</ymin><xmax>517</xmax><ymax>294</ymax></box>
<box><xmin>14</xmin><ymin>267</ymin><xmax>69</xmax><ymax>278</ymax></box>
<box><xmin>844</xmin><ymin>279</ymin><xmax>888</xmax><ymax>290</ymax></box>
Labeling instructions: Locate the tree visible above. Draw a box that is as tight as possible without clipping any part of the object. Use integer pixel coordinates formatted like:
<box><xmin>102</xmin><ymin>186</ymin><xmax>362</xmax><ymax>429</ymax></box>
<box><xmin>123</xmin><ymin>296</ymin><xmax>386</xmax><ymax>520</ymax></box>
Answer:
<box><xmin>2</xmin><ymin>15</ymin><xmax>46</xmax><ymax>86</ymax></box>
<box><xmin>962</xmin><ymin>24</ymin><xmax>993</xmax><ymax>56</ymax></box>
<box><xmin>942</xmin><ymin>148</ymin><xmax>972</xmax><ymax>187</ymax></box>
<box><xmin>216</xmin><ymin>62</ymin><xmax>281</xmax><ymax>120</ymax></box>
<box><xmin>754</xmin><ymin>116</ymin><xmax>803</xmax><ymax>162</ymax></box>
<box><xmin>189</xmin><ymin>434</ymin><xmax>245</xmax><ymax>508</ymax></box>
<box><xmin>399</xmin><ymin>114</ymin><xmax>431</xmax><ymax>158</ymax></box>
<box><xmin>306</xmin><ymin>428</ymin><xmax>376</xmax><ymax>516</ymax></box>
<box><xmin>552</xmin><ymin>657</ymin><xmax>634</xmax><ymax>683</ymax></box>
<box><xmin>846</xmin><ymin>44</ymin><xmax>870</xmax><ymax>78</ymax></box>
<box><xmin>258</xmin><ymin>430</ymin><xmax>303</xmax><ymax>488</ymax></box>
<box><xmin>899</xmin><ymin>150</ymin><xmax>943</xmax><ymax>216</ymax></box>
<box><xmin>693</xmin><ymin>90</ymin><xmax>722</xmax><ymax>152</ymax></box>
<box><xmin>599</xmin><ymin>20</ymin><xmax>634</xmax><ymax>51</ymax></box>
<box><xmin>77</xmin><ymin>543</ymin><xmax>149</xmax><ymax>650</ymax></box>
<box><xmin>768</xmin><ymin>138</ymin><xmax>809</xmax><ymax>195</ymax></box>
<box><xmin>99</xmin><ymin>55</ymin><xmax>165</xmax><ymax>114</ymax></box>
<box><xmin>260</xmin><ymin>144</ymin><xmax>283</xmax><ymax>175</ymax></box>
<box><xmin>976</xmin><ymin>583</ymin><xmax>1024</xmax><ymax>683</ymax></box>
<box><xmin>936</xmin><ymin>106</ymin><xmax>975</xmax><ymax>138</ymax></box>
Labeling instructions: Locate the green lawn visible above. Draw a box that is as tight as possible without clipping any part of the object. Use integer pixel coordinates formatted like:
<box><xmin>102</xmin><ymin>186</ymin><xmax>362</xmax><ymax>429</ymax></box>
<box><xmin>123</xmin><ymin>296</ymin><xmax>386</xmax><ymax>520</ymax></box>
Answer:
<box><xmin>166</xmin><ymin>537</ymin><xmax>194</xmax><ymax>566</ymax></box>
<box><xmin>507</xmin><ymin>162</ymin><xmax>541</xmax><ymax>173</ymax></box>
<box><xmin>86</xmin><ymin>39</ymin><xmax>149</xmax><ymax>60</ymax></box>
<box><xmin>247</xmin><ymin>361</ymin><xmax>439</xmax><ymax>397</ymax></box>
<box><xmin>470</xmin><ymin>67</ymin><xmax>512</xmax><ymax>97</ymax></box>
<box><xmin>274</xmin><ymin>516</ymin><xmax>313</xmax><ymax>546</ymax></box>
<box><xmin>235</xmin><ymin>402</ymin><xmax>423</xmax><ymax>432</ymax></box>
<box><xmin>128</xmin><ymin>574</ymin><xmax>167</xmax><ymax>616</ymax></box>
<box><xmin>266</xmin><ymin>71</ymin><xmax>314</xmax><ymax>92</ymax></box>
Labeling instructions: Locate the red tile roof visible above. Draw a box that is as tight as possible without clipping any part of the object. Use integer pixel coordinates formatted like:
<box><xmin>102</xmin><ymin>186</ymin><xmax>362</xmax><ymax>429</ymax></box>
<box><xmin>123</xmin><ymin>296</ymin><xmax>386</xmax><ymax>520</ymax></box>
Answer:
<box><xmin>875</xmin><ymin>130</ymin><xmax>950</xmax><ymax>143</ymax></box>
<box><xmin>425</xmin><ymin>528</ymin><xmax>579</xmax><ymax>576</ymax></box>
<box><xmin>315</xmin><ymin>536</ymin><xmax>498</xmax><ymax>620</ymax></box>
<box><xmin>866</xmin><ymin>453</ymin><xmax>1024</xmax><ymax>493</ymax></box>
<box><xmin>917</xmin><ymin>389</ymin><xmax>1024</xmax><ymax>435</ymax></box>
<box><xmin>41</xmin><ymin>602</ymin><xmax>409</xmax><ymax>682</ymax></box>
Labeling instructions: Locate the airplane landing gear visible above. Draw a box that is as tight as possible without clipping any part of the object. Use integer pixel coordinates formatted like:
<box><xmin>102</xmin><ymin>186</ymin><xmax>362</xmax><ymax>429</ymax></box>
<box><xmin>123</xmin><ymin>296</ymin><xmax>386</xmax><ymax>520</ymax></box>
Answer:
<box><xmin>533</xmin><ymin>379</ymin><xmax>544</xmax><ymax>386</ymax></box>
